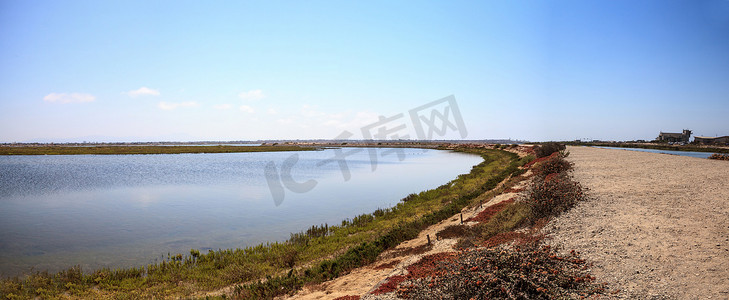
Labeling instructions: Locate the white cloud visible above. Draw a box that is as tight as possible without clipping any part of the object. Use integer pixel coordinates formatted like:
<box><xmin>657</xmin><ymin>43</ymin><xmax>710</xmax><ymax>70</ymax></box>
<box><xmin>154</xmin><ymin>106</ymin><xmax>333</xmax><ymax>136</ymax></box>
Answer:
<box><xmin>301</xmin><ymin>105</ymin><xmax>327</xmax><ymax>118</ymax></box>
<box><xmin>320</xmin><ymin>111</ymin><xmax>380</xmax><ymax>130</ymax></box>
<box><xmin>43</xmin><ymin>92</ymin><xmax>95</xmax><ymax>103</ymax></box>
<box><xmin>239</xmin><ymin>105</ymin><xmax>255</xmax><ymax>113</ymax></box>
<box><xmin>214</xmin><ymin>104</ymin><xmax>233</xmax><ymax>110</ymax></box>
<box><xmin>267</xmin><ymin>108</ymin><xmax>278</xmax><ymax>115</ymax></box>
<box><xmin>277</xmin><ymin>118</ymin><xmax>294</xmax><ymax>125</ymax></box>
<box><xmin>238</xmin><ymin>89</ymin><xmax>264</xmax><ymax>101</ymax></box>
<box><xmin>125</xmin><ymin>87</ymin><xmax>160</xmax><ymax>97</ymax></box>
<box><xmin>158</xmin><ymin>101</ymin><xmax>197</xmax><ymax>110</ymax></box>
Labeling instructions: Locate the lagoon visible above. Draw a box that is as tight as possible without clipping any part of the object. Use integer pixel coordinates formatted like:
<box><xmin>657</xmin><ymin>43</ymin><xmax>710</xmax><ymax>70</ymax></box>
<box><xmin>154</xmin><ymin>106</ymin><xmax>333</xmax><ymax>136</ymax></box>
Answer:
<box><xmin>0</xmin><ymin>148</ymin><xmax>481</xmax><ymax>277</ymax></box>
<box><xmin>594</xmin><ymin>146</ymin><xmax>714</xmax><ymax>159</ymax></box>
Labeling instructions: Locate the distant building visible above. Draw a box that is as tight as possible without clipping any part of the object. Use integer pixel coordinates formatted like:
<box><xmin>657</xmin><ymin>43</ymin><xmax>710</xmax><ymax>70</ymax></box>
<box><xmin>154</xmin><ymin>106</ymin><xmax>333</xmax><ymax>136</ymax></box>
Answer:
<box><xmin>694</xmin><ymin>136</ymin><xmax>729</xmax><ymax>145</ymax></box>
<box><xmin>657</xmin><ymin>129</ymin><xmax>691</xmax><ymax>143</ymax></box>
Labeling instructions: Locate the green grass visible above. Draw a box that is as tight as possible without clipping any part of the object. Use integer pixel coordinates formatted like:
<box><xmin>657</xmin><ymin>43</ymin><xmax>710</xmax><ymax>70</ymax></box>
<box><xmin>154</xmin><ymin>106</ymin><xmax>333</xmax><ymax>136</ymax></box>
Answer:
<box><xmin>0</xmin><ymin>147</ymin><xmax>524</xmax><ymax>299</ymax></box>
<box><xmin>0</xmin><ymin>145</ymin><xmax>317</xmax><ymax>155</ymax></box>
<box><xmin>479</xmin><ymin>201</ymin><xmax>531</xmax><ymax>239</ymax></box>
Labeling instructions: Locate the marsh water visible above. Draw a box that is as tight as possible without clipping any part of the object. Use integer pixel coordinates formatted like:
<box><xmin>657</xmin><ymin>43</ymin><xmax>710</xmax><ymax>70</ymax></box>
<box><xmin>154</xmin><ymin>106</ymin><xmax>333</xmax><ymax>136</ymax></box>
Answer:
<box><xmin>594</xmin><ymin>146</ymin><xmax>714</xmax><ymax>158</ymax></box>
<box><xmin>0</xmin><ymin>148</ymin><xmax>481</xmax><ymax>277</ymax></box>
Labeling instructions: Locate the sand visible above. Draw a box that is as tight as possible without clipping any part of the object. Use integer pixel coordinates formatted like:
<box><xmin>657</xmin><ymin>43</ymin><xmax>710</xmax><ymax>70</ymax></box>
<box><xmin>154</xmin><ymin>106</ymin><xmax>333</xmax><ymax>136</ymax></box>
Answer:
<box><xmin>284</xmin><ymin>146</ymin><xmax>729</xmax><ymax>299</ymax></box>
<box><xmin>546</xmin><ymin>146</ymin><xmax>729</xmax><ymax>299</ymax></box>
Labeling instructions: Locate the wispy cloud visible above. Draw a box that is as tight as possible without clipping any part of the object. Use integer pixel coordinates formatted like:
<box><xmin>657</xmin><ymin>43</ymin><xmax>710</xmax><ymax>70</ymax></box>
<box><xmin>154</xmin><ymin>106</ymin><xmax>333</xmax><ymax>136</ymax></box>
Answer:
<box><xmin>125</xmin><ymin>87</ymin><xmax>160</xmax><ymax>97</ymax></box>
<box><xmin>239</xmin><ymin>105</ymin><xmax>255</xmax><ymax>113</ymax></box>
<box><xmin>320</xmin><ymin>111</ymin><xmax>380</xmax><ymax>129</ymax></box>
<box><xmin>238</xmin><ymin>89</ymin><xmax>264</xmax><ymax>101</ymax></box>
<box><xmin>158</xmin><ymin>101</ymin><xmax>197</xmax><ymax>110</ymax></box>
<box><xmin>43</xmin><ymin>92</ymin><xmax>95</xmax><ymax>103</ymax></box>
<box><xmin>213</xmin><ymin>104</ymin><xmax>233</xmax><ymax>110</ymax></box>
<box><xmin>301</xmin><ymin>104</ymin><xmax>327</xmax><ymax>118</ymax></box>
<box><xmin>267</xmin><ymin>108</ymin><xmax>278</xmax><ymax>115</ymax></box>
<box><xmin>277</xmin><ymin>118</ymin><xmax>294</xmax><ymax>125</ymax></box>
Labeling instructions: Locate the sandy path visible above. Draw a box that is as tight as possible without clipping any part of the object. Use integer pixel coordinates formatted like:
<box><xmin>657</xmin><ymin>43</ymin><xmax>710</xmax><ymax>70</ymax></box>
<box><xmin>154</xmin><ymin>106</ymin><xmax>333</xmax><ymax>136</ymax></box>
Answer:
<box><xmin>546</xmin><ymin>146</ymin><xmax>729</xmax><ymax>299</ymax></box>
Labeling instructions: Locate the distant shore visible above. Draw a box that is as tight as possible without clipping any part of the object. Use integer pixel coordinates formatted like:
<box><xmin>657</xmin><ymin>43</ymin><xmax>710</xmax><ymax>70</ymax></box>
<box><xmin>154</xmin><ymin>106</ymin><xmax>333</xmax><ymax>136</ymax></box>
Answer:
<box><xmin>0</xmin><ymin>141</ymin><xmax>508</xmax><ymax>155</ymax></box>
<box><xmin>0</xmin><ymin>145</ymin><xmax>317</xmax><ymax>155</ymax></box>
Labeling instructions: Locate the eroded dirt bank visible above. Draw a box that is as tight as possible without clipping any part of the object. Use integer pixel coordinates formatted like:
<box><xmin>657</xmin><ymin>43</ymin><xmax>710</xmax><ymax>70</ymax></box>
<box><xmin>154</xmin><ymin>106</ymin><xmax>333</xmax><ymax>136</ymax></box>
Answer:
<box><xmin>546</xmin><ymin>146</ymin><xmax>729</xmax><ymax>299</ymax></box>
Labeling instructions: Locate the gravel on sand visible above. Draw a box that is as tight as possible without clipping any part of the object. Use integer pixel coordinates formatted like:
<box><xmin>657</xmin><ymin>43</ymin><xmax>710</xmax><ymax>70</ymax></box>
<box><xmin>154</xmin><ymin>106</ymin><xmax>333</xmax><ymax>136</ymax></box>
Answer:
<box><xmin>546</xmin><ymin>146</ymin><xmax>729</xmax><ymax>299</ymax></box>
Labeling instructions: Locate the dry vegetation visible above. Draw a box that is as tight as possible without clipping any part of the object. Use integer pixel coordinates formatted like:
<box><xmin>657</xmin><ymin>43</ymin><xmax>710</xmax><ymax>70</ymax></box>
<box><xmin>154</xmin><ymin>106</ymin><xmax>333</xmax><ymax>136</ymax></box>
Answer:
<box><xmin>366</xmin><ymin>143</ymin><xmax>606</xmax><ymax>299</ymax></box>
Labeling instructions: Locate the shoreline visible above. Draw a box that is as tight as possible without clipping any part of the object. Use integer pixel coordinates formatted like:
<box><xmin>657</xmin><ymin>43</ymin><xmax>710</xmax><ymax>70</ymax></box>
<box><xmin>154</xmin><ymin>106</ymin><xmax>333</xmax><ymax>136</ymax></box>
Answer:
<box><xmin>284</xmin><ymin>160</ymin><xmax>532</xmax><ymax>299</ymax></box>
<box><xmin>274</xmin><ymin>145</ymin><xmax>728</xmax><ymax>299</ymax></box>
<box><xmin>0</xmin><ymin>141</ymin><xmax>522</xmax><ymax>156</ymax></box>
<box><xmin>0</xmin><ymin>146</ymin><xmax>527</xmax><ymax>299</ymax></box>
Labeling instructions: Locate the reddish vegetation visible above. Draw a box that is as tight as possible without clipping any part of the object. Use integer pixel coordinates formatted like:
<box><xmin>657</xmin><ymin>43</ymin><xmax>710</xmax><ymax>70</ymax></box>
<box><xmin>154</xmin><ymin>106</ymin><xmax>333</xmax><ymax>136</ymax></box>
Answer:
<box><xmin>483</xmin><ymin>217</ymin><xmax>549</xmax><ymax>248</ymax></box>
<box><xmin>545</xmin><ymin>173</ymin><xmax>559</xmax><ymax>182</ymax></box>
<box><xmin>483</xmin><ymin>232</ymin><xmax>528</xmax><ymax>248</ymax></box>
<box><xmin>530</xmin><ymin>217</ymin><xmax>550</xmax><ymax>231</ymax></box>
<box><xmin>332</xmin><ymin>296</ymin><xmax>360</xmax><ymax>300</ymax></box>
<box><xmin>392</xmin><ymin>244</ymin><xmax>604</xmax><ymax>299</ymax></box>
<box><xmin>467</xmin><ymin>199</ymin><xmax>514</xmax><ymax>223</ymax></box>
<box><xmin>436</xmin><ymin>225</ymin><xmax>466</xmax><ymax>239</ymax></box>
<box><xmin>368</xmin><ymin>150</ymin><xmax>603</xmax><ymax>298</ymax></box>
<box><xmin>709</xmin><ymin>153</ymin><xmax>729</xmax><ymax>160</ymax></box>
<box><xmin>516</xmin><ymin>145</ymin><xmax>536</xmax><ymax>155</ymax></box>
<box><xmin>523</xmin><ymin>151</ymin><xmax>558</xmax><ymax>169</ymax></box>
<box><xmin>373</xmin><ymin>259</ymin><xmax>401</xmax><ymax>270</ymax></box>
<box><xmin>405</xmin><ymin>252</ymin><xmax>457</xmax><ymax>279</ymax></box>
<box><xmin>371</xmin><ymin>275</ymin><xmax>407</xmax><ymax>295</ymax></box>
<box><xmin>365</xmin><ymin>146</ymin><xmax>602</xmax><ymax>298</ymax></box>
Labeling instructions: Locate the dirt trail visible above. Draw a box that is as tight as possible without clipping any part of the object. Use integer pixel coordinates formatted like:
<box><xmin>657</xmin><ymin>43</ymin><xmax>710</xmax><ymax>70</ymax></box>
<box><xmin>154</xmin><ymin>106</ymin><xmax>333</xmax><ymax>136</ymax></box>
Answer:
<box><xmin>546</xmin><ymin>146</ymin><xmax>729</xmax><ymax>299</ymax></box>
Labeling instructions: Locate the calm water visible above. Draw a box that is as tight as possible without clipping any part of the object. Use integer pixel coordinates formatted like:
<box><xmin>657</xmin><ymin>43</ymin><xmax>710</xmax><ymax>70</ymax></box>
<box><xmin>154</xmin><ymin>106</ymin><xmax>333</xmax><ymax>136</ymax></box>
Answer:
<box><xmin>0</xmin><ymin>148</ymin><xmax>481</xmax><ymax>277</ymax></box>
<box><xmin>594</xmin><ymin>146</ymin><xmax>713</xmax><ymax>158</ymax></box>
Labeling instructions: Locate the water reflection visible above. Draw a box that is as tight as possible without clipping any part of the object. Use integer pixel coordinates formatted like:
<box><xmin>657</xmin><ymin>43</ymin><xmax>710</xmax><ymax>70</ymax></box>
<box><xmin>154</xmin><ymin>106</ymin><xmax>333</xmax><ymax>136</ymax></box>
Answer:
<box><xmin>0</xmin><ymin>148</ymin><xmax>481</xmax><ymax>277</ymax></box>
<box><xmin>594</xmin><ymin>146</ymin><xmax>714</xmax><ymax>158</ymax></box>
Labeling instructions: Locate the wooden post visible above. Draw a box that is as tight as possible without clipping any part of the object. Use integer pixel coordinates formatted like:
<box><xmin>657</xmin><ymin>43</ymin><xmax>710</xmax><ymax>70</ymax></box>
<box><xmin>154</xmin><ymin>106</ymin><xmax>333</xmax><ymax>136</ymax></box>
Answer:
<box><xmin>460</xmin><ymin>213</ymin><xmax>463</xmax><ymax>224</ymax></box>
<box><xmin>427</xmin><ymin>234</ymin><xmax>431</xmax><ymax>245</ymax></box>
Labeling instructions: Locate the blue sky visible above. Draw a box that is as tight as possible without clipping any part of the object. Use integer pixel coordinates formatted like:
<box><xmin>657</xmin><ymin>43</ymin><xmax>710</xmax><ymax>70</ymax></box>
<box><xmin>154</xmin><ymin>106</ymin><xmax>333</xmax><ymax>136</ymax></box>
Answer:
<box><xmin>1</xmin><ymin>0</ymin><xmax>728</xmax><ymax>142</ymax></box>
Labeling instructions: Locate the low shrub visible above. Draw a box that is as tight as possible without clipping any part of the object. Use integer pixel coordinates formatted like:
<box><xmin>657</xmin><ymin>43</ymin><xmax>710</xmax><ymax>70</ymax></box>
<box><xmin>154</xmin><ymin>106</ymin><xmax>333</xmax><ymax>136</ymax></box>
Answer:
<box><xmin>535</xmin><ymin>142</ymin><xmax>565</xmax><ymax>158</ymax></box>
<box><xmin>533</xmin><ymin>153</ymin><xmax>573</xmax><ymax>177</ymax></box>
<box><xmin>708</xmin><ymin>153</ymin><xmax>729</xmax><ymax>160</ymax></box>
<box><xmin>396</xmin><ymin>243</ymin><xmax>605</xmax><ymax>299</ymax></box>
<box><xmin>436</xmin><ymin>225</ymin><xmax>466</xmax><ymax>239</ymax></box>
<box><xmin>524</xmin><ymin>172</ymin><xmax>584</xmax><ymax>222</ymax></box>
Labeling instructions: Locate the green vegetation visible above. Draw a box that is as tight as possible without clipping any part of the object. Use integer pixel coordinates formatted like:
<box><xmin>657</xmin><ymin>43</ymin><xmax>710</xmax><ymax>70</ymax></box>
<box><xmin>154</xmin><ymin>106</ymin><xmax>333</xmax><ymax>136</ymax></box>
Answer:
<box><xmin>446</xmin><ymin>147</ymin><xmax>585</xmax><ymax>256</ymax></box>
<box><xmin>234</xmin><ymin>149</ymin><xmax>524</xmax><ymax>298</ymax></box>
<box><xmin>0</xmin><ymin>145</ymin><xmax>316</xmax><ymax>155</ymax></box>
<box><xmin>481</xmin><ymin>150</ymin><xmax>583</xmax><ymax>239</ymax></box>
<box><xmin>0</xmin><ymin>147</ymin><xmax>525</xmax><ymax>299</ymax></box>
